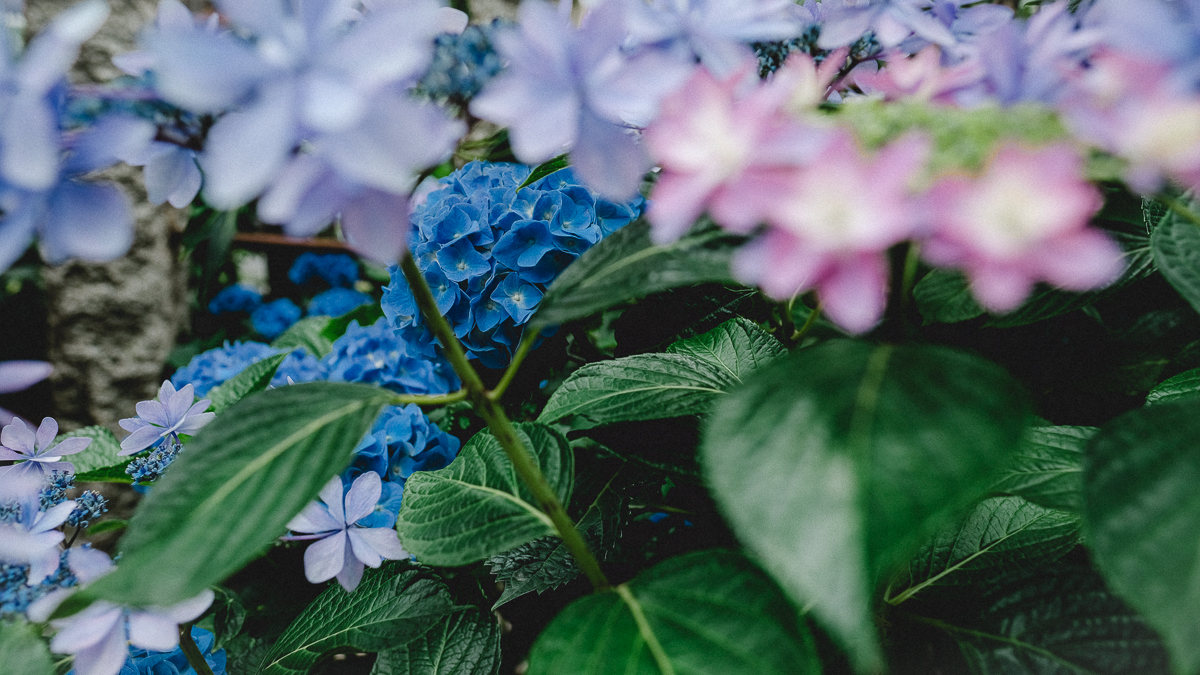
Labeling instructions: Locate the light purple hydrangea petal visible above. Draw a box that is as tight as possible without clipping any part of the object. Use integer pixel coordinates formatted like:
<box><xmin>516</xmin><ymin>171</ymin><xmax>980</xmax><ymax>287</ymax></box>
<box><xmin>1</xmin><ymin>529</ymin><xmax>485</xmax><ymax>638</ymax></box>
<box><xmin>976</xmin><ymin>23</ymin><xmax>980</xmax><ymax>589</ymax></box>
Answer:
<box><xmin>33</xmin><ymin>417</ymin><xmax>57</xmax><ymax>453</ymax></box>
<box><xmin>48</xmin><ymin>435</ymin><xmax>91</xmax><ymax>457</ymax></box>
<box><xmin>318</xmin><ymin>476</ymin><xmax>346</xmax><ymax>524</ymax></box>
<box><xmin>344</xmin><ymin>471</ymin><xmax>382</xmax><ymax>524</ymax></box>
<box><xmin>287</xmin><ymin>501</ymin><xmax>342</xmax><ymax>534</ymax></box>
<box><xmin>303</xmin><ymin>530</ymin><xmax>347</xmax><ymax>583</ymax></box>
<box><xmin>335</xmin><ymin>552</ymin><xmax>365</xmax><ymax>591</ymax></box>
<box><xmin>118</xmin><ymin>424</ymin><xmax>165</xmax><ymax>456</ymax></box>
<box><xmin>339</xmin><ymin>188</ymin><xmax>410</xmax><ymax>265</ymax></box>
<box><xmin>143</xmin><ymin>145</ymin><xmax>202</xmax><ymax>208</ymax></box>
<box><xmin>199</xmin><ymin>80</ymin><xmax>299</xmax><ymax>209</ymax></box>
<box><xmin>17</xmin><ymin>0</ymin><xmax>108</xmax><ymax>94</ymax></box>
<box><xmin>155</xmin><ymin>588</ymin><xmax>215</xmax><ymax>624</ymax></box>
<box><xmin>0</xmin><ymin>360</ymin><xmax>52</xmax><ymax>394</ymax></box>
<box><xmin>135</xmin><ymin>399</ymin><xmax>169</xmax><ymax>428</ymax></box>
<box><xmin>570</xmin><ymin>110</ymin><xmax>650</xmax><ymax>200</ymax></box>
<box><xmin>349</xmin><ymin>526</ymin><xmax>407</xmax><ymax>562</ymax></box>
<box><xmin>1</xmin><ymin>95</ymin><xmax>59</xmax><ymax>190</ymax></box>
<box><xmin>38</xmin><ymin>181</ymin><xmax>133</xmax><ymax>265</ymax></box>
<box><xmin>126</xmin><ymin>612</ymin><xmax>178</xmax><ymax>652</ymax></box>
<box><xmin>2</xmin><ymin>417</ymin><xmax>35</xmax><ymax>452</ymax></box>
<box><xmin>0</xmin><ymin>200</ymin><xmax>41</xmax><ymax>274</ymax></box>
<box><xmin>48</xmin><ymin>601</ymin><xmax>123</xmax><ymax>655</ymax></box>
<box><xmin>67</xmin><ymin>546</ymin><xmax>115</xmax><ymax>583</ymax></box>
<box><xmin>146</xmin><ymin>26</ymin><xmax>272</xmax><ymax>112</ymax></box>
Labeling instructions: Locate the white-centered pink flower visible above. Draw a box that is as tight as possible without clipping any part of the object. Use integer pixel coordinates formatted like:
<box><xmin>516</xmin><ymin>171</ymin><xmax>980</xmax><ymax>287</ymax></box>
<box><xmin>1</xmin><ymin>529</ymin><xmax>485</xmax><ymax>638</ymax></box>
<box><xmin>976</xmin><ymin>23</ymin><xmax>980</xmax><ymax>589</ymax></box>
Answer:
<box><xmin>285</xmin><ymin>472</ymin><xmax>407</xmax><ymax>592</ymax></box>
<box><xmin>924</xmin><ymin>143</ymin><xmax>1123</xmax><ymax>312</ymax></box>
<box><xmin>0</xmin><ymin>417</ymin><xmax>91</xmax><ymax>480</ymax></box>
<box><xmin>732</xmin><ymin>130</ymin><xmax>929</xmax><ymax>333</ymax></box>
<box><xmin>644</xmin><ymin>59</ymin><xmax>830</xmax><ymax>241</ymax></box>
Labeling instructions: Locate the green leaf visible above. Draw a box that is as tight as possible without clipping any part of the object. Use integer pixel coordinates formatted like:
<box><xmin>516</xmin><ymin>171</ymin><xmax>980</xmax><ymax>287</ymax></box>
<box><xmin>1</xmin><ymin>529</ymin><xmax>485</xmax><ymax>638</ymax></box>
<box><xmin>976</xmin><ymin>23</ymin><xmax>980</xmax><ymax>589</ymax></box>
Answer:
<box><xmin>396</xmin><ymin>423</ymin><xmax>573</xmax><ymax>566</ymax></box>
<box><xmin>69</xmin><ymin>383</ymin><xmax>392</xmax><ymax>611</ymax></box>
<box><xmin>321</xmin><ymin>303</ymin><xmax>384</xmax><ymax>342</ymax></box>
<box><xmin>58</xmin><ymin>426</ymin><xmax>131</xmax><ymax>483</ymax></box>
<box><xmin>85</xmin><ymin>519</ymin><xmax>127</xmax><ymax>535</ymax></box>
<box><xmin>0</xmin><ymin>619</ymin><xmax>55</xmax><ymax>675</ymax></box>
<box><xmin>700</xmin><ymin>341</ymin><xmax>1030</xmax><ymax>671</ymax></box>
<box><xmin>989</xmin><ymin>426</ymin><xmax>1093</xmax><ymax>512</ymax></box>
<box><xmin>370</xmin><ymin>606</ymin><xmax>501</xmax><ymax>675</ymax></box>
<box><xmin>527</xmin><ymin>550</ymin><xmax>820</xmax><ymax>675</ymax></box>
<box><xmin>206</xmin><ymin>353</ymin><xmax>288</xmax><ymax>414</ymax></box>
<box><xmin>259</xmin><ymin>562</ymin><xmax>460</xmax><ymax>675</ymax></box>
<box><xmin>933</xmin><ymin>559</ymin><xmax>1170</xmax><ymax>675</ymax></box>
<box><xmin>211</xmin><ymin>587</ymin><xmax>247</xmax><ymax>652</ymax></box>
<box><xmin>1153</xmin><ymin>205</ymin><xmax>1200</xmax><ymax>316</ymax></box>
<box><xmin>913</xmin><ymin>269</ymin><xmax>985</xmax><ymax>325</ymax></box>
<box><xmin>487</xmin><ymin>472</ymin><xmax>623</xmax><ymax>609</ymax></box>
<box><xmin>271</xmin><ymin>316</ymin><xmax>334</xmax><ymax>358</ymax></box>
<box><xmin>665</xmin><ymin>317</ymin><xmax>785</xmax><ymax>380</ymax></box>
<box><xmin>1146</xmin><ymin>367</ymin><xmax>1200</xmax><ymax>405</ymax></box>
<box><xmin>1083</xmin><ymin>397</ymin><xmax>1200</xmax><ymax>675</ymax></box>
<box><xmin>531</xmin><ymin>220</ymin><xmax>743</xmax><ymax>330</ymax></box>
<box><xmin>518</xmin><ymin>155</ymin><xmax>569</xmax><ymax>190</ymax></box>
<box><xmin>538</xmin><ymin>354</ymin><xmax>733</xmax><ymax>429</ymax></box>
<box><xmin>888</xmin><ymin>496</ymin><xmax>1080</xmax><ymax>604</ymax></box>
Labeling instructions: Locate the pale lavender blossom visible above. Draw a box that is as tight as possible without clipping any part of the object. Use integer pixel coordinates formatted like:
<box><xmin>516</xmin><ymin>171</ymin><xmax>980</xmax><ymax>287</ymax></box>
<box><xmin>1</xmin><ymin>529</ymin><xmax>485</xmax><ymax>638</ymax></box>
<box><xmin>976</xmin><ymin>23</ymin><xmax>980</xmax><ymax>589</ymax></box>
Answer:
<box><xmin>0</xmin><ymin>360</ymin><xmax>52</xmax><ymax>425</ymax></box>
<box><xmin>143</xmin><ymin>0</ymin><xmax>459</xmax><ymax>210</ymax></box>
<box><xmin>897</xmin><ymin>0</ymin><xmax>1013</xmax><ymax>64</ymax></box>
<box><xmin>1082</xmin><ymin>0</ymin><xmax>1200</xmax><ymax>89</ymax></box>
<box><xmin>0</xmin><ymin>499</ymin><xmax>76</xmax><ymax>584</ymax></box>
<box><xmin>284</xmin><ymin>472</ymin><xmax>407</xmax><ymax>592</ymax></box>
<box><xmin>817</xmin><ymin>0</ymin><xmax>957</xmax><ymax>50</ymax></box>
<box><xmin>623</xmin><ymin>0</ymin><xmax>805</xmax><ymax>77</ymax></box>
<box><xmin>117</xmin><ymin>381</ymin><xmax>214</xmax><ymax>456</ymax></box>
<box><xmin>0</xmin><ymin>417</ymin><xmax>91</xmax><ymax>480</ymax></box>
<box><xmin>471</xmin><ymin>0</ymin><xmax>693</xmax><ymax>199</ymax></box>
<box><xmin>38</xmin><ymin>590</ymin><xmax>213</xmax><ymax>675</ymax></box>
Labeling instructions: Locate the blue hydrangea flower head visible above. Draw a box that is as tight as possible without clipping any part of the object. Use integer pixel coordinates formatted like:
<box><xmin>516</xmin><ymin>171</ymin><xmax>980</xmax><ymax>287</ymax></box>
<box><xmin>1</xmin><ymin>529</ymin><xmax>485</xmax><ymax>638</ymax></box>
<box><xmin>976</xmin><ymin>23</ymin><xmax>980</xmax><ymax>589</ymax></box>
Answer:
<box><xmin>251</xmin><ymin>298</ymin><xmax>302</xmax><ymax>339</ymax></box>
<box><xmin>116</xmin><ymin>626</ymin><xmax>227</xmax><ymax>675</ymax></box>
<box><xmin>415</xmin><ymin>21</ymin><xmax>507</xmax><ymax>103</ymax></box>
<box><xmin>288</xmin><ymin>252</ymin><xmax>360</xmax><ymax>289</ymax></box>
<box><xmin>171</xmin><ymin>341</ymin><xmax>326</xmax><ymax>396</ymax></box>
<box><xmin>67</xmin><ymin>491</ymin><xmax>108</xmax><ymax>528</ymax></box>
<box><xmin>383</xmin><ymin>161</ymin><xmax>645</xmax><ymax>368</ymax></box>
<box><xmin>207</xmin><ymin>284</ymin><xmax>263</xmax><ymax>315</ymax></box>
<box><xmin>322</xmin><ymin>318</ymin><xmax>458</xmax><ymax>395</ymax></box>
<box><xmin>308</xmin><ymin>288</ymin><xmax>373</xmax><ymax>318</ymax></box>
<box><xmin>125</xmin><ymin>441</ymin><xmax>183</xmax><ymax>483</ymax></box>
<box><xmin>0</xmin><ymin>548</ymin><xmax>78</xmax><ymax>617</ymax></box>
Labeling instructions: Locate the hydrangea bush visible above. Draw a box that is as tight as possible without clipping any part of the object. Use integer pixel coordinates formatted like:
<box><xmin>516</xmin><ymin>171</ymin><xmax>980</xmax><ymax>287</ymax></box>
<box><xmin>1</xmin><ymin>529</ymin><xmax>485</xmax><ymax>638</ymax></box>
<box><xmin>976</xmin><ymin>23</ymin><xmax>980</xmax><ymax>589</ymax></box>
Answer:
<box><xmin>6</xmin><ymin>1</ymin><xmax>1200</xmax><ymax>675</ymax></box>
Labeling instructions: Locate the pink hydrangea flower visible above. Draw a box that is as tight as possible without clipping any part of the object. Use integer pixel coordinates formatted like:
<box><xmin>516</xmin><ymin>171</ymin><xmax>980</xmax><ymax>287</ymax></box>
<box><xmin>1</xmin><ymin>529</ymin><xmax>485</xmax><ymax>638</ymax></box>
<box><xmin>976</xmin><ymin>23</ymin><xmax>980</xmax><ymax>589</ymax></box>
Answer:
<box><xmin>924</xmin><ymin>143</ymin><xmax>1124</xmax><ymax>312</ymax></box>
<box><xmin>285</xmin><ymin>472</ymin><xmax>407</xmax><ymax>592</ymax></box>
<box><xmin>1060</xmin><ymin>48</ymin><xmax>1200</xmax><ymax>193</ymax></box>
<box><xmin>644</xmin><ymin>59</ymin><xmax>830</xmax><ymax>242</ymax></box>
<box><xmin>852</xmin><ymin>46</ymin><xmax>983</xmax><ymax>103</ymax></box>
<box><xmin>733</xmin><ymin>130</ymin><xmax>930</xmax><ymax>333</ymax></box>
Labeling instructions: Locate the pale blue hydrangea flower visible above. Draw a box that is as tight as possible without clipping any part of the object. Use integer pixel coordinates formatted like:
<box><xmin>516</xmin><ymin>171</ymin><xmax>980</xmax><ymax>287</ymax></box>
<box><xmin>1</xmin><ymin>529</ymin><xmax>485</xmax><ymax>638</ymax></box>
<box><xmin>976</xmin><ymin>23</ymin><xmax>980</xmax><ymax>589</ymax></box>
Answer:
<box><xmin>117</xmin><ymin>381</ymin><xmax>215</xmax><ymax>456</ymax></box>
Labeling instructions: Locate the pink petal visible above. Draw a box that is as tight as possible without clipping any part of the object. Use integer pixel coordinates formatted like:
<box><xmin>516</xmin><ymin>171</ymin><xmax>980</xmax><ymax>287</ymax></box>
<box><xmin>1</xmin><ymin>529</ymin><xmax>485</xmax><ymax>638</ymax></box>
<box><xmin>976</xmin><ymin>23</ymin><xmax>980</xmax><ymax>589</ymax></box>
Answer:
<box><xmin>817</xmin><ymin>254</ymin><xmax>890</xmax><ymax>334</ymax></box>
<box><xmin>968</xmin><ymin>265</ymin><xmax>1036</xmax><ymax>313</ymax></box>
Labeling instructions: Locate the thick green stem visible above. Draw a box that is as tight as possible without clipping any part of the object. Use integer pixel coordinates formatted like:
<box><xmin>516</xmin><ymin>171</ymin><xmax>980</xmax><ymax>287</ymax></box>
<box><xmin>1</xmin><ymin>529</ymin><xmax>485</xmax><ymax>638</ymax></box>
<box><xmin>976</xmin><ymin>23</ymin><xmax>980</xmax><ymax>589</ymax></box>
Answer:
<box><xmin>491</xmin><ymin>331</ymin><xmax>539</xmax><ymax>402</ymax></box>
<box><xmin>390</xmin><ymin>389</ymin><xmax>468</xmax><ymax>407</ymax></box>
<box><xmin>399</xmin><ymin>254</ymin><xmax>611</xmax><ymax>591</ymax></box>
<box><xmin>791</xmin><ymin>300</ymin><xmax>823</xmax><ymax>343</ymax></box>
<box><xmin>179</xmin><ymin>624</ymin><xmax>216</xmax><ymax>675</ymax></box>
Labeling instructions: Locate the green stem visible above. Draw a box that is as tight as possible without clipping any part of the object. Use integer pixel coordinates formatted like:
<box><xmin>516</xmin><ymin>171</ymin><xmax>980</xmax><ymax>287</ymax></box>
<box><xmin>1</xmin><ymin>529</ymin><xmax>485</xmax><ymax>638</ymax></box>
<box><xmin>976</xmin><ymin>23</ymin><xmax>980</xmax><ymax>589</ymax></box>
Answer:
<box><xmin>897</xmin><ymin>240</ymin><xmax>922</xmax><ymax>325</ymax></box>
<box><xmin>490</xmin><ymin>330</ymin><xmax>540</xmax><ymax>402</ymax></box>
<box><xmin>791</xmin><ymin>300</ymin><xmax>823</xmax><ymax>343</ymax></box>
<box><xmin>179</xmin><ymin>623</ymin><xmax>216</xmax><ymax>675</ymax></box>
<box><xmin>399</xmin><ymin>253</ymin><xmax>611</xmax><ymax>591</ymax></box>
<box><xmin>389</xmin><ymin>389</ymin><xmax>467</xmax><ymax>407</ymax></box>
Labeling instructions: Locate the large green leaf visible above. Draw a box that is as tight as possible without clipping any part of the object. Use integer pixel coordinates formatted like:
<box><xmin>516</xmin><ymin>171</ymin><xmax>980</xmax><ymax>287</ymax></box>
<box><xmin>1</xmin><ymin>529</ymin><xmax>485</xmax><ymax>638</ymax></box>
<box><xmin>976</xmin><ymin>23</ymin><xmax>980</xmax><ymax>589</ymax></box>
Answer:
<box><xmin>370</xmin><ymin>606</ymin><xmax>501</xmax><ymax>675</ymax></box>
<box><xmin>59</xmin><ymin>426</ymin><xmax>131</xmax><ymax>483</ymax></box>
<box><xmin>538</xmin><ymin>354</ymin><xmax>732</xmax><ymax>428</ymax></box>
<box><xmin>989</xmin><ymin>426</ymin><xmax>1093</xmax><ymax>512</ymax></box>
<box><xmin>664</xmin><ymin>317</ymin><xmax>785</xmax><ymax>380</ymax></box>
<box><xmin>67</xmin><ymin>383</ymin><xmax>391</xmax><ymax>611</ymax></box>
<box><xmin>272</xmin><ymin>316</ymin><xmax>335</xmax><ymax>358</ymax></box>
<box><xmin>888</xmin><ymin>496</ymin><xmax>1080</xmax><ymax>604</ymax></box>
<box><xmin>1153</xmin><ymin>205</ymin><xmax>1200</xmax><ymax>316</ymax></box>
<box><xmin>527</xmin><ymin>550</ymin><xmax>819</xmax><ymax>675</ymax></box>
<box><xmin>531</xmin><ymin>220</ymin><xmax>743</xmax><ymax>330</ymax></box>
<box><xmin>206</xmin><ymin>353</ymin><xmax>288</xmax><ymax>414</ymax></box>
<box><xmin>1083</xmin><ymin>397</ymin><xmax>1200</xmax><ymax>675</ymax></box>
<box><xmin>700</xmin><ymin>340</ymin><xmax>1030</xmax><ymax>670</ymax></box>
<box><xmin>928</xmin><ymin>559</ymin><xmax>1170</xmax><ymax>675</ymax></box>
<box><xmin>913</xmin><ymin>269</ymin><xmax>985</xmax><ymax>325</ymax></box>
<box><xmin>259</xmin><ymin>562</ymin><xmax>460</xmax><ymax>675</ymax></box>
<box><xmin>1145</xmin><ymin>367</ymin><xmax>1200</xmax><ymax>405</ymax></box>
<box><xmin>395</xmin><ymin>423</ymin><xmax>573</xmax><ymax>566</ymax></box>
<box><xmin>487</xmin><ymin>472</ymin><xmax>623</xmax><ymax>609</ymax></box>
<box><xmin>0</xmin><ymin>619</ymin><xmax>54</xmax><ymax>675</ymax></box>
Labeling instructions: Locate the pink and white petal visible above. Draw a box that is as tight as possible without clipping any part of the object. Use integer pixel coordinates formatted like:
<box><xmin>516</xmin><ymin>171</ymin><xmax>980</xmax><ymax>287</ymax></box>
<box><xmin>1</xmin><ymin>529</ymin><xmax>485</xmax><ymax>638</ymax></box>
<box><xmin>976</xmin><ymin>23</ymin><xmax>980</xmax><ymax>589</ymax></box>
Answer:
<box><xmin>647</xmin><ymin>172</ymin><xmax>716</xmax><ymax>245</ymax></box>
<box><xmin>286</xmin><ymin>502</ymin><xmax>341</xmax><ymax>534</ymax></box>
<box><xmin>49</xmin><ymin>436</ymin><xmax>92</xmax><ymax>457</ymax></box>
<box><xmin>119</xmin><ymin>425</ymin><xmax>164</xmax><ymax>456</ymax></box>
<box><xmin>127</xmin><ymin>612</ymin><xmax>179</xmax><ymax>652</ymax></box>
<box><xmin>50</xmin><ymin>603</ymin><xmax>124</xmax><ymax>655</ymax></box>
<box><xmin>351</xmin><ymin>526</ymin><xmax>408</xmax><ymax>562</ymax></box>
<box><xmin>303</xmin><ymin>532</ymin><xmax>347</xmax><ymax>584</ymax></box>
<box><xmin>347</xmin><ymin>528</ymin><xmax>383</xmax><ymax>568</ymax></box>
<box><xmin>968</xmin><ymin>265</ymin><xmax>1036</xmax><ymax>313</ymax></box>
<box><xmin>317</xmin><ymin>477</ymin><xmax>347</xmax><ymax>524</ymax></box>
<box><xmin>335</xmin><ymin>554</ymin><xmax>365</xmax><ymax>592</ymax></box>
<box><xmin>817</xmin><ymin>255</ymin><xmax>890</xmax><ymax>335</ymax></box>
<box><xmin>134</xmin><ymin>400</ymin><xmax>169</xmax><ymax>428</ymax></box>
<box><xmin>1037</xmin><ymin>230</ymin><xmax>1125</xmax><ymax>291</ymax></box>
<box><xmin>344</xmin><ymin>472</ymin><xmax>382</xmax><ymax>525</ymax></box>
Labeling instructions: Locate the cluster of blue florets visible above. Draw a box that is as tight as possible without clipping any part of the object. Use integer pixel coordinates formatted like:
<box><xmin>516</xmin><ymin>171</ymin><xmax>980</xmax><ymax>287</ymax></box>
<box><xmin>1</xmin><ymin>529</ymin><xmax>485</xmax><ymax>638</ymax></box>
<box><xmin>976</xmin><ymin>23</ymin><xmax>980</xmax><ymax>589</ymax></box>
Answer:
<box><xmin>126</xmin><ymin>441</ymin><xmax>184</xmax><ymax>484</ymax></box>
<box><xmin>66</xmin><ymin>491</ymin><xmax>108</xmax><ymax>528</ymax></box>
<box><xmin>323</xmin><ymin>319</ymin><xmax>459</xmax><ymax>395</ymax></box>
<box><xmin>39</xmin><ymin>471</ymin><xmax>75</xmax><ymax>510</ymax></box>
<box><xmin>207</xmin><ymin>253</ymin><xmax>373</xmax><ymax>339</ymax></box>
<box><xmin>170</xmin><ymin>342</ymin><xmax>324</xmax><ymax>396</ymax></box>
<box><xmin>415</xmin><ymin>22</ymin><xmax>506</xmax><ymax>103</ymax></box>
<box><xmin>383</xmin><ymin>161</ymin><xmax>645</xmax><ymax>368</ymax></box>
<box><xmin>342</xmin><ymin>403</ymin><xmax>461</xmax><ymax>528</ymax></box>
<box><xmin>116</xmin><ymin>626</ymin><xmax>227</xmax><ymax>675</ymax></box>
<box><xmin>0</xmin><ymin>550</ymin><xmax>78</xmax><ymax>616</ymax></box>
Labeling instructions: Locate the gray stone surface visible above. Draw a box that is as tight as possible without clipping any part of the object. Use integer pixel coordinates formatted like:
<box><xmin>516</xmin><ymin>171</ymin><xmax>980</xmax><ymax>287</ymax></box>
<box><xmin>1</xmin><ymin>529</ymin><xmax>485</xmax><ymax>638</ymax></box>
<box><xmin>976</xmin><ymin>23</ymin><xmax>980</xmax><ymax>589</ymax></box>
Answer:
<box><xmin>28</xmin><ymin>0</ymin><xmax>191</xmax><ymax>430</ymax></box>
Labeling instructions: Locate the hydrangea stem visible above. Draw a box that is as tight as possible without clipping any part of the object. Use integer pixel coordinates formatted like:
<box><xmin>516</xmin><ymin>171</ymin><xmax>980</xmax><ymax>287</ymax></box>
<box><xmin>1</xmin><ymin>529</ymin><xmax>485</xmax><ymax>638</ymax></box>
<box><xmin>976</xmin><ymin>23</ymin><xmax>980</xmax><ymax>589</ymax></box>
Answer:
<box><xmin>390</xmin><ymin>390</ymin><xmax>468</xmax><ymax>407</ymax></box>
<box><xmin>179</xmin><ymin>623</ymin><xmax>216</xmax><ymax>675</ymax></box>
<box><xmin>490</xmin><ymin>330</ymin><xmax>539</xmax><ymax>402</ymax></box>
<box><xmin>398</xmin><ymin>253</ymin><xmax>611</xmax><ymax>591</ymax></box>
